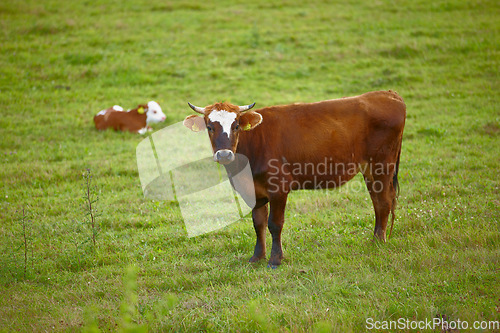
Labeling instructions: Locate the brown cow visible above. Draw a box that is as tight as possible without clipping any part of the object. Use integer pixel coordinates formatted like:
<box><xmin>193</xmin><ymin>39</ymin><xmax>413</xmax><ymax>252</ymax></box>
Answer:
<box><xmin>94</xmin><ymin>101</ymin><xmax>166</xmax><ymax>134</ymax></box>
<box><xmin>184</xmin><ymin>90</ymin><xmax>406</xmax><ymax>268</ymax></box>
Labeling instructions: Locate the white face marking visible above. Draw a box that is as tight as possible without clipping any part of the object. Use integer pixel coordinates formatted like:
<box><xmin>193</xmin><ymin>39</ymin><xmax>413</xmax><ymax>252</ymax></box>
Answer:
<box><xmin>208</xmin><ymin>110</ymin><xmax>237</xmax><ymax>138</ymax></box>
<box><xmin>146</xmin><ymin>101</ymin><xmax>166</xmax><ymax>124</ymax></box>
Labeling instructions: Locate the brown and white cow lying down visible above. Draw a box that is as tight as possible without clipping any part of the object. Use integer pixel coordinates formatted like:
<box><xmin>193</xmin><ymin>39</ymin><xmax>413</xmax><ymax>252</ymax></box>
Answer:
<box><xmin>184</xmin><ymin>90</ymin><xmax>406</xmax><ymax>268</ymax></box>
<box><xmin>94</xmin><ymin>101</ymin><xmax>166</xmax><ymax>134</ymax></box>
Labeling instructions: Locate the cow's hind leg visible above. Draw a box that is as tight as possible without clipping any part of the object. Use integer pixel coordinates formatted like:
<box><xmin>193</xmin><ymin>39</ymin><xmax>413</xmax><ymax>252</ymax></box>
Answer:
<box><xmin>249</xmin><ymin>203</ymin><xmax>268</xmax><ymax>263</ymax></box>
<box><xmin>364</xmin><ymin>173</ymin><xmax>396</xmax><ymax>242</ymax></box>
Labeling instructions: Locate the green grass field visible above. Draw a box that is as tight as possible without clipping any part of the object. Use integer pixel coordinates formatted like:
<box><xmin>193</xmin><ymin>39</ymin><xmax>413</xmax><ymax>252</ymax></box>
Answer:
<box><xmin>1</xmin><ymin>0</ymin><xmax>499</xmax><ymax>331</ymax></box>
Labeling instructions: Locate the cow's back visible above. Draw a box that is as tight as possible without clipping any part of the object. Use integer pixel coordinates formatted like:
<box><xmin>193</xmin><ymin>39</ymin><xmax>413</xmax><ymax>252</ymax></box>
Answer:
<box><xmin>237</xmin><ymin>90</ymin><xmax>406</xmax><ymax>184</ymax></box>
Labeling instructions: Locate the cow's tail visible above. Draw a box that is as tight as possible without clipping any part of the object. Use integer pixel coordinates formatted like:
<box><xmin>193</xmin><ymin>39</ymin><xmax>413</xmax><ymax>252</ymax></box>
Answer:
<box><xmin>388</xmin><ymin>143</ymin><xmax>402</xmax><ymax>239</ymax></box>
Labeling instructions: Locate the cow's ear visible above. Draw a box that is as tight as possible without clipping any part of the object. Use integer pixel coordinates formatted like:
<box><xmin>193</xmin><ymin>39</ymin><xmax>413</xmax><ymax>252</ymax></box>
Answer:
<box><xmin>239</xmin><ymin>111</ymin><xmax>262</xmax><ymax>131</ymax></box>
<box><xmin>183</xmin><ymin>115</ymin><xmax>206</xmax><ymax>132</ymax></box>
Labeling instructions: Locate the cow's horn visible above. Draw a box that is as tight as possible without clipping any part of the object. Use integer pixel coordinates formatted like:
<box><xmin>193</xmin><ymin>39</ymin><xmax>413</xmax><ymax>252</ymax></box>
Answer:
<box><xmin>188</xmin><ymin>102</ymin><xmax>205</xmax><ymax>114</ymax></box>
<box><xmin>239</xmin><ymin>103</ymin><xmax>256</xmax><ymax>112</ymax></box>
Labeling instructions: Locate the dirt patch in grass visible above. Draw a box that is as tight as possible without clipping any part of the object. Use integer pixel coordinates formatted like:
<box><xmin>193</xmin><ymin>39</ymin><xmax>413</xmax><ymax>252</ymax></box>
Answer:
<box><xmin>482</xmin><ymin>122</ymin><xmax>499</xmax><ymax>136</ymax></box>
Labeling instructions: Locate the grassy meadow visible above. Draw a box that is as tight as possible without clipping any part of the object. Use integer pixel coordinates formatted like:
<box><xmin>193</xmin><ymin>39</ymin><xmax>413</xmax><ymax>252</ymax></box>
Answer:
<box><xmin>1</xmin><ymin>0</ymin><xmax>499</xmax><ymax>331</ymax></box>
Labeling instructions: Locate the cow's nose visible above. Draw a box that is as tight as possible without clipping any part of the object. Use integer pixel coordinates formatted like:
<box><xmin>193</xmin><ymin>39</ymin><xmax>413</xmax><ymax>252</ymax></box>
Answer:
<box><xmin>214</xmin><ymin>149</ymin><xmax>235</xmax><ymax>165</ymax></box>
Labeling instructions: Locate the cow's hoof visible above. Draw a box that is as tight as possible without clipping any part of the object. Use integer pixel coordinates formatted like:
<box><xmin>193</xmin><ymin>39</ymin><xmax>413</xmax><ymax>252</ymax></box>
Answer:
<box><xmin>267</xmin><ymin>264</ymin><xmax>279</xmax><ymax>269</ymax></box>
<box><xmin>373</xmin><ymin>235</ymin><xmax>387</xmax><ymax>243</ymax></box>
<box><xmin>373</xmin><ymin>227</ymin><xmax>387</xmax><ymax>242</ymax></box>
<box><xmin>249</xmin><ymin>255</ymin><xmax>264</xmax><ymax>263</ymax></box>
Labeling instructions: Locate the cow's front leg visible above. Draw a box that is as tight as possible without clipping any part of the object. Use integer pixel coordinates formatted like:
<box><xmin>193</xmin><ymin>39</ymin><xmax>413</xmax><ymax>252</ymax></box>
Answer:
<box><xmin>267</xmin><ymin>195</ymin><xmax>288</xmax><ymax>268</ymax></box>
<box><xmin>249</xmin><ymin>203</ymin><xmax>268</xmax><ymax>263</ymax></box>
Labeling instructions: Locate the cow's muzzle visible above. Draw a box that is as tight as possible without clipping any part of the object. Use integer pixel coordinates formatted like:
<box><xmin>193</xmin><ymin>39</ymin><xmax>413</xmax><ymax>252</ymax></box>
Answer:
<box><xmin>214</xmin><ymin>149</ymin><xmax>235</xmax><ymax>165</ymax></box>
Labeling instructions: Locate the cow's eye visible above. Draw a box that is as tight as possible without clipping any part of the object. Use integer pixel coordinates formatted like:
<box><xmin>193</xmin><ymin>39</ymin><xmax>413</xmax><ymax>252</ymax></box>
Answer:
<box><xmin>234</xmin><ymin>124</ymin><xmax>240</xmax><ymax>131</ymax></box>
<box><xmin>207</xmin><ymin>124</ymin><xmax>214</xmax><ymax>132</ymax></box>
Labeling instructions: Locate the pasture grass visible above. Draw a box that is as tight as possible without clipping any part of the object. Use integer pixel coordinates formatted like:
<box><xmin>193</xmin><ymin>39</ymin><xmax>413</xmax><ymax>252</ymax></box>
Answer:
<box><xmin>0</xmin><ymin>0</ymin><xmax>499</xmax><ymax>331</ymax></box>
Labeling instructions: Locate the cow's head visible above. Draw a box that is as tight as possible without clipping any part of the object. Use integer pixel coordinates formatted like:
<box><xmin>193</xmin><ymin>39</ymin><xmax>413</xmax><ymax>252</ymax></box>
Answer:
<box><xmin>183</xmin><ymin>102</ymin><xmax>262</xmax><ymax>164</ymax></box>
<box><xmin>143</xmin><ymin>101</ymin><xmax>166</xmax><ymax>124</ymax></box>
